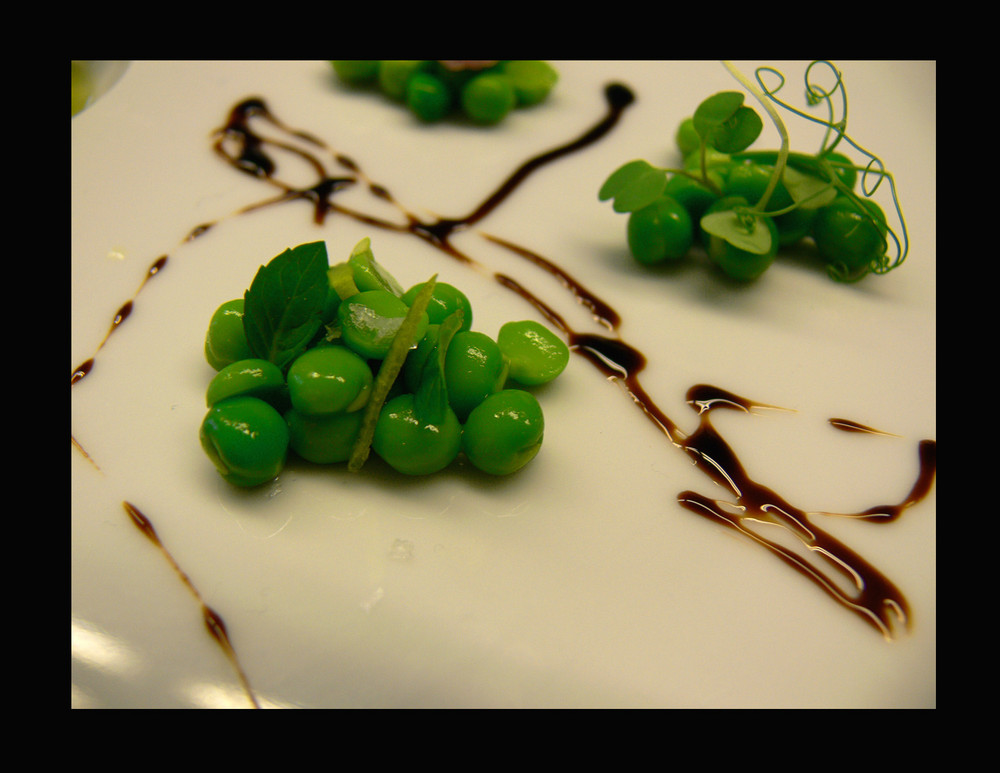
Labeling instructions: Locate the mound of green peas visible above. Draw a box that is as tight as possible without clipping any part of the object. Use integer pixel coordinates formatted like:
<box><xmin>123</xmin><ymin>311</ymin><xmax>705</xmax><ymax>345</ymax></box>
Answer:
<box><xmin>602</xmin><ymin>106</ymin><xmax>894</xmax><ymax>284</ymax></box>
<box><xmin>330</xmin><ymin>60</ymin><xmax>559</xmax><ymax>125</ymax></box>
<box><xmin>199</xmin><ymin>238</ymin><xmax>570</xmax><ymax>487</ymax></box>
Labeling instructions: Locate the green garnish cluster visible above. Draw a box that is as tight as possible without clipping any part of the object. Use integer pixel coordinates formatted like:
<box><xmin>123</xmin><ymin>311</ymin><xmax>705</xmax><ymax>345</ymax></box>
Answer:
<box><xmin>330</xmin><ymin>60</ymin><xmax>558</xmax><ymax>125</ymax></box>
<box><xmin>599</xmin><ymin>60</ymin><xmax>908</xmax><ymax>283</ymax></box>
<box><xmin>199</xmin><ymin>239</ymin><xmax>570</xmax><ymax>487</ymax></box>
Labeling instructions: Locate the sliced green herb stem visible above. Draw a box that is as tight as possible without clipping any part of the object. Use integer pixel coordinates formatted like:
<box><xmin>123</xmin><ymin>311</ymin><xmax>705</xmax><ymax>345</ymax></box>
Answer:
<box><xmin>348</xmin><ymin>274</ymin><xmax>438</xmax><ymax>472</ymax></box>
<box><xmin>414</xmin><ymin>308</ymin><xmax>464</xmax><ymax>425</ymax></box>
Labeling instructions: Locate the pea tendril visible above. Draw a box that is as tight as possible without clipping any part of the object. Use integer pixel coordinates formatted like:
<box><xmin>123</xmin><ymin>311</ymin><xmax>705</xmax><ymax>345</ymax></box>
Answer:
<box><xmin>746</xmin><ymin>60</ymin><xmax>909</xmax><ymax>277</ymax></box>
<box><xmin>722</xmin><ymin>60</ymin><xmax>789</xmax><ymax>216</ymax></box>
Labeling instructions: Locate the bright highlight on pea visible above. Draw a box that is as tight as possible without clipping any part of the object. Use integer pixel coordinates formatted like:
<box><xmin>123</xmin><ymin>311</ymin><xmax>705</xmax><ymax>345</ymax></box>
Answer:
<box><xmin>599</xmin><ymin>60</ymin><xmax>909</xmax><ymax>284</ymax></box>
<box><xmin>199</xmin><ymin>238</ymin><xmax>570</xmax><ymax>487</ymax></box>
<box><xmin>330</xmin><ymin>60</ymin><xmax>558</xmax><ymax>125</ymax></box>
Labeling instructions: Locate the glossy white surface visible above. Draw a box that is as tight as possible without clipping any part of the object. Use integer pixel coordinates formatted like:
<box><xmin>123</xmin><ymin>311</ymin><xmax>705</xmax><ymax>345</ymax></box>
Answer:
<box><xmin>72</xmin><ymin>61</ymin><xmax>936</xmax><ymax>708</ymax></box>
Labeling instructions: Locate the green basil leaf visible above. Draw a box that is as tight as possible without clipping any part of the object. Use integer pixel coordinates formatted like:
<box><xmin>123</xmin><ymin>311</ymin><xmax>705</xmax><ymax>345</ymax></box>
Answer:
<box><xmin>243</xmin><ymin>241</ymin><xmax>330</xmax><ymax>372</ymax></box>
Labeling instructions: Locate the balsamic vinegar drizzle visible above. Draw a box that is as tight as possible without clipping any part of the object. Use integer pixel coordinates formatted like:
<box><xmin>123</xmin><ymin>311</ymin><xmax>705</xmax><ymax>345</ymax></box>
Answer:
<box><xmin>828</xmin><ymin>417</ymin><xmax>902</xmax><ymax>437</ymax></box>
<box><xmin>72</xmin><ymin>80</ymin><xmax>936</xmax><ymax>702</ymax></box>
<box><xmin>207</xmin><ymin>87</ymin><xmax>935</xmax><ymax>640</ymax></box>
<box><xmin>123</xmin><ymin>503</ymin><xmax>260</xmax><ymax>708</ymax></box>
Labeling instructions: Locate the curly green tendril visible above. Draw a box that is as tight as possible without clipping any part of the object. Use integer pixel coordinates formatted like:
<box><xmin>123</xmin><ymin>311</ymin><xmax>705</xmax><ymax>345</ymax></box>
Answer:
<box><xmin>599</xmin><ymin>60</ymin><xmax>912</xmax><ymax>283</ymax></box>
<box><xmin>744</xmin><ymin>60</ymin><xmax>909</xmax><ymax>278</ymax></box>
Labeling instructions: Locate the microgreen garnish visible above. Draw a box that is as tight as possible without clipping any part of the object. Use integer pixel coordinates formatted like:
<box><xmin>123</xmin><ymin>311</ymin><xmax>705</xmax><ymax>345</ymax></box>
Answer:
<box><xmin>599</xmin><ymin>60</ymin><xmax>909</xmax><ymax>282</ymax></box>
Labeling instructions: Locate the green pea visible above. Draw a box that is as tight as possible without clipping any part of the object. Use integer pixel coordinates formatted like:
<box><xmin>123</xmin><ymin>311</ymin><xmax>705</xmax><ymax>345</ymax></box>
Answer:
<box><xmin>462</xmin><ymin>389</ymin><xmax>544</xmax><ymax>475</ymax></box>
<box><xmin>337</xmin><ymin>289</ymin><xmax>429</xmax><ymax>360</ymax></box>
<box><xmin>200</xmin><ymin>396</ymin><xmax>289</xmax><ymax>488</ymax></box>
<box><xmin>372</xmin><ymin>393</ymin><xmax>462</xmax><ymax>475</ymax></box>
<box><xmin>497</xmin><ymin>320</ymin><xmax>569</xmax><ymax>386</ymax></box>
<box><xmin>461</xmin><ymin>73</ymin><xmax>517</xmax><ymax>124</ymax></box>
<box><xmin>823</xmin><ymin>151</ymin><xmax>857</xmax><ymax>191</ymax></box>
<box><xmin>627</xmin><ymin>194</ymin><xmax>694</xmax><ymax>265</ymax></box>
<box><xmin>683</xmin><ymin>147</ymin><xmax>731</xmax><ymax>173</ymax></box>
<box><xmin>406</xmin><ymin>71</ymin><xmax>453</xmax><ymax>122</ymax></box>
<box><xmin>331</xmin><ymin>60</ymin><xmax>380</xmax><ymax>84</ymax></box>
<box><xmin>285</xmin><ymin>407</ymin><xmax>363</xmax><ymax>464</ymax></box>
<box><xmin>663</xmin><ymin>171</ymin><xmax>723</xmax><ymax>225</ymax></box>
<box><xmin>675</xmin><ymin>117</ymin><xmax>700</xmax><ymax>156</ymax></box>
<box><xmin>403</xmin><ymin>281</ymin><xmax>472</xmax><ymax>330</ymax></box>
<box><xmin>348</xmin><ymin>237</ymin><xmax>404</xmax><ymax>296</ymax></box>
<box><xmin>205</xmin><ymin>299</ymin><xmax>253</xmax><ymax>371</ymax></box>
<box><xmin>378</xmin><ymin>60</ymin><xmax>426</xmax><ymax>100</ymax></box>
<box><xmin>206</xmin><ymin>358</ymin><xmax>286</xmax><ymax>408</ymax></box>
<box><xmin>444</xmin><ymin>330</ymin><xmax>508</xmax><ymax>421</ymax></box>
<box><xmin>724</xmin><ymin>162</ymin><xmax>793</xmax><ymax>209</ymax></box>
<box><xmin>286</xmin><ymin>345</ymin><xmax>373</xmax><ymax>415</ymax></box>
<box><xmin>811</xmin><ymin>195</ymin><xmax>888</xmax><ymax>278</ymax></box>
<box><xmin>500</xmin><ymin>60</ymin><xmax>558</xmax><ymax>106</ymax></box>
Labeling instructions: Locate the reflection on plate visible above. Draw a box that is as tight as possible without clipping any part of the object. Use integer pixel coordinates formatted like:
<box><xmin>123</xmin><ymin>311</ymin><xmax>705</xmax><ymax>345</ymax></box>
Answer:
<box><xmin>72</xmin><ymin>61</ymin><xmax>936</xmax><ymax>708</ymax></box>
<box><xmin>71</xmin><ymin>61</ymin><xmax>130</xmax><ymax>116</ymax></box>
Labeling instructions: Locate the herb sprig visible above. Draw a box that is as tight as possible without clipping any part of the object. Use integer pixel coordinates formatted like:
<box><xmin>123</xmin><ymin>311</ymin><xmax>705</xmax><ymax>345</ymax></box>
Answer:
<box><xmin>243</xmin><ymin>241</ymin><xmax>330</xmax><ymax>371</ymax></box>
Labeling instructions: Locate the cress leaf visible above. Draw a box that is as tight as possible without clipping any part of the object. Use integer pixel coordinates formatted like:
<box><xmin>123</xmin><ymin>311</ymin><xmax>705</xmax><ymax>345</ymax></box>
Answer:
<box><xmin>700</xmin><ymin>211</ymin><xmax>773</xmax><ymax>255</ymax></box>
<box><xmin>599</xmin><ymin>159</ymin><xmax>652</xmax><ymax>200</ymax></box>
<box><xmin>781</xmin><ymin>166</ymin><xmax>838</xmax><ymax>209</ymax></box>
<box><xmin>599</xmin><ymin>160</ymin><xmax>668</xmax><ymax>213</ymax></box>
<box><xmin>243</xmin><ymin>241</ymin><xmax>330</xmax><ymax>372</ymax></box>
<box><xmin>708</xmin><ymin>105</ymin><xmax>763</xmax><ymax>153</ymax></box>
<box><xmin>692</xmin><ymin>91</ymin><xmax>745</xmax><ymax>140</ymax></box>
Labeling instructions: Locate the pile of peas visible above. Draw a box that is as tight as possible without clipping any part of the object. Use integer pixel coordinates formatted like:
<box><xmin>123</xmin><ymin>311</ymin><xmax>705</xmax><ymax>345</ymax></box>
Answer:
<box><xmin>613</xmin><ymin>116</ymin><xmax>890</xmax><ymax>283</ymax></box>
<box><xmin>199</xmin><ymin>239</ymin><xmax>570</xmax><ymax>487</ymax></box>
<box><xmin>330</xmin><ymin>60</ymin><xmax>558</xmax><ymax>125</ymax></box>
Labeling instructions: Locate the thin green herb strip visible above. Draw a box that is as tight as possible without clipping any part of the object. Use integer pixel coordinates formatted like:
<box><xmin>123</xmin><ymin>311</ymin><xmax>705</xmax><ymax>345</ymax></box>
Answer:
<box><xmin>348</xmin><ymin>274</ymin><xmax>438</xmax><ymax>472</ymax></box>
<box><xmin>414</xmin><ymin>308</ymin><xmax>465</xmax><ymax>425</ymax></box>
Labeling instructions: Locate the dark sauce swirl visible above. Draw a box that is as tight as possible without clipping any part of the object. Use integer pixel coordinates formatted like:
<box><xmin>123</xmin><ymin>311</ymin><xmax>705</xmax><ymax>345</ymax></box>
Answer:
<box><xmin>73</xmin><ymin>79</ymin><xmax>935</xmax><ymax>693</ymax></box>
<box><xmin>123</xmin><ymin>502</ymin><xmax>260</xmax><ymax>708</ymax></box>
<box><xmin>206</xmin><ymin>86</ymin><xmax>934</xmax><ymax>639</ymax></box>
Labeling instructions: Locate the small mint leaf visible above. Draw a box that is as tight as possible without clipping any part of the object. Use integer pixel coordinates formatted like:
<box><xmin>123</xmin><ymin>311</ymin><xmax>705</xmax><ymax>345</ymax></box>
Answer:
<box><xmin>243</xmin><ymin>241</ymin><xmax>330</xmax><ymax>372</ymax></box>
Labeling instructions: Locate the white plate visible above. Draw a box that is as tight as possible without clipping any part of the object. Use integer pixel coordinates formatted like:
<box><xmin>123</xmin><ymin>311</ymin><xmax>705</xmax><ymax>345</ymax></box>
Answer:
<box><xmin>71</xmin><ymin>60</ymin><xmax>936</xmax><ymax>708</ymax></box>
